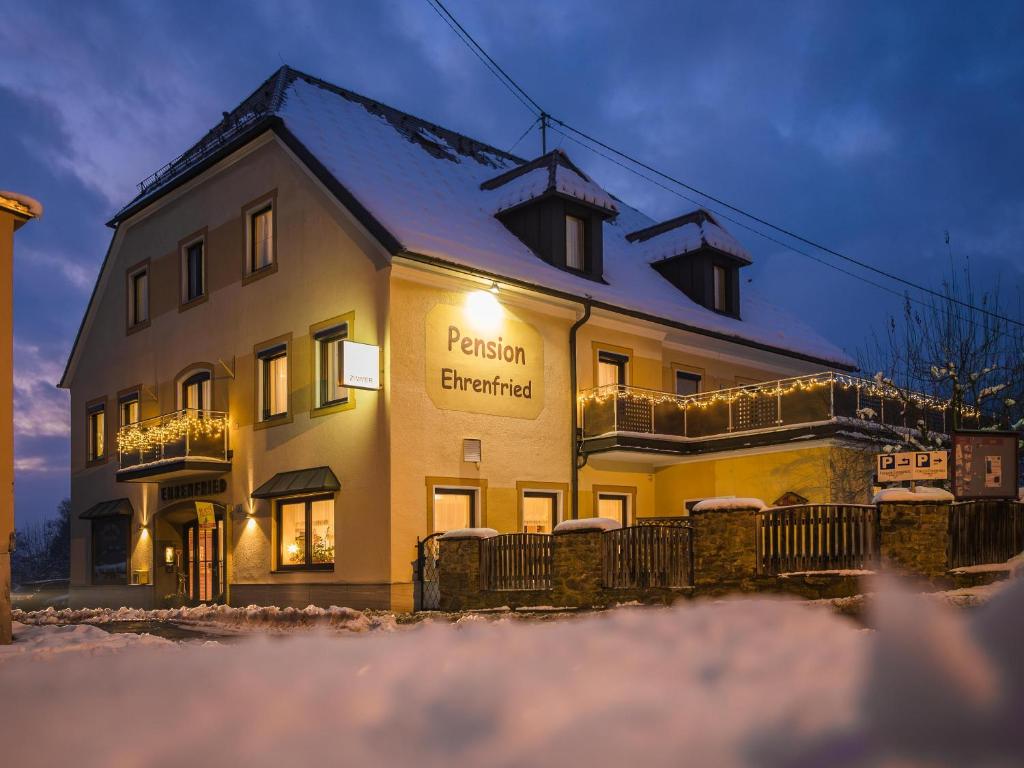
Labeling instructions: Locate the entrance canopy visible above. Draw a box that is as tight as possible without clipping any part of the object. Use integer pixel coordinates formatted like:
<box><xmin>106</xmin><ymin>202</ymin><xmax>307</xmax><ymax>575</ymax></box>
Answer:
<box><xmin>251</xmin><ymin>466</ymin><xmax>340</xmax><ymax>499</ymax></box>
<box><xmin>79</xmin><ymin>498</ymin><xmax>133</xmax><ymax>519</ymax></box>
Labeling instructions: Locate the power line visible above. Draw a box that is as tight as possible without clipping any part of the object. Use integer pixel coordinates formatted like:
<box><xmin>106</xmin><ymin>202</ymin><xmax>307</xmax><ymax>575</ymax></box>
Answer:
<box><xmin>506</xmin><ymin>116</ymin><xmax>540</xmax><ymax>154</ymax></box>
<box><xmin>425</xmin><ymin>0</ymin><xmax>1024</xmax><ymax>331</ymax></box>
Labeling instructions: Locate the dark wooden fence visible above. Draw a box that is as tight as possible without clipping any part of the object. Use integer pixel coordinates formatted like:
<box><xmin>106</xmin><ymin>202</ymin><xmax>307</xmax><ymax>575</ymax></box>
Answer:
<box><xmin>949</xmin><ymin>501</ymin><xmax>1024</xmax><ymax>568</ymax></box>
<box><xmin>756</xmin><ymin>504</ymin><xmax>880</xmax><ymax>576</ymax></box>
<box><xmin>602</xmin><ymin>524</ymin><xmax>693</xmax><ymax>589</ymax></box>
<box><xmin>480</xmin><ymin>534</ymin><xmax>553</xmax><ymax>591</ymax></box>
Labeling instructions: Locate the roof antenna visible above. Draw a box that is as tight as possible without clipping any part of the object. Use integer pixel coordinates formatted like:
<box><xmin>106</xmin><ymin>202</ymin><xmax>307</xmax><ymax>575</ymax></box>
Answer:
<box><xmin>540</xmin><ymin>112</ymin><xmax>549</xmax><ymax>154</ymax></box>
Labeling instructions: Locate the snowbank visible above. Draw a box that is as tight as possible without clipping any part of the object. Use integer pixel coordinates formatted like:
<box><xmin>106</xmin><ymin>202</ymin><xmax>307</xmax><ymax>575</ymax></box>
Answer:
<box><xmin>0</xmin><ymin>622</ymin><xmax>172</xmax><ymax>662</ymax></box>
<box><xmin>439</xmin><ymin>527</ymin><xmax>499</xmax><ymax>540</ymax></box>
<box><xmin>873</xmin><ymin>487</ymin><xmax>955</xmax><ymax>503</ymax></box>
<box><xmin>692</xmin><ymin>497</ymin><xmax>766</xmax><ymax>512</ymax></box>
<box><xmin>553</xmin><ymin>517</ymin><xmax>621</xmax><ymax>533</ymax></box>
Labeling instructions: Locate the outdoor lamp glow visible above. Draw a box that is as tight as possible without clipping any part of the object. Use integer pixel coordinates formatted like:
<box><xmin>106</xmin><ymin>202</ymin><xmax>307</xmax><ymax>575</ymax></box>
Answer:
<box><xmin>465</xmin><ymin>289</ymin><xmax>502</xmax><ymax>332</ymax></box>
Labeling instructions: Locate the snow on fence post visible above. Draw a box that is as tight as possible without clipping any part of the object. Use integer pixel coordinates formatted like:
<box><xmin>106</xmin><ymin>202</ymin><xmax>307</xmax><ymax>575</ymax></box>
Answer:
<box><xmin>875</xmin><ymin>491</ymin><xmax>954</xmax><ymax>586</ymax></box>
<box><xmin>437</xmin><ymin>528</ymin><xmax>498</xmax><ymax>612</ymax></box>
<box><xmin>688</xmin><ymin>498</ymin><xmax>766</xmax><ymax>596</ymax></box>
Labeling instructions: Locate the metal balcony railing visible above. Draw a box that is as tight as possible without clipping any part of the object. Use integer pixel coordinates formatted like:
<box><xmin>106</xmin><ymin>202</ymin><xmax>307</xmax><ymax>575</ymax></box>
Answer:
<box><xmin>579</xmin><ymin>372</ymin><xmax>981</xmax><ymax>442</ymax></box>
<box><xmin>117</xmin><ymin>408</ymin><xmax>230</xmax><ymax>470</ymax></box>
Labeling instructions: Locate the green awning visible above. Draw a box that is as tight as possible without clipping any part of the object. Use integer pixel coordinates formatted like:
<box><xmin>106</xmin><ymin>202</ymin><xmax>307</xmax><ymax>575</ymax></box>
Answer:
<box><xmin>79</xmin><ymin>498</ymin><xmax>134</xmax><ymax>519</ymax></box>
<box><xmin>251</xmin><ymin>466</ymin><xmax>340</xmax><ymax>499</ymax></box>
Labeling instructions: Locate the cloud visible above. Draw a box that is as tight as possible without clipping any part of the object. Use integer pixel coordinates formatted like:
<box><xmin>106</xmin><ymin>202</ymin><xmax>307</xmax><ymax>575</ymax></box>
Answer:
<box><xmin>13</xmin><ymin>340</ymin><xmax>69</xmax><ymax>438</ymax></box>
<box><xmin>13</xmin><ymin>456</ymin><xmax>63</xmax><ymax>473</ymax></box>
<box><xmin>16</xmin><ymin>246</ymin><xmax>96</xmax><ymax>292</ymax></box>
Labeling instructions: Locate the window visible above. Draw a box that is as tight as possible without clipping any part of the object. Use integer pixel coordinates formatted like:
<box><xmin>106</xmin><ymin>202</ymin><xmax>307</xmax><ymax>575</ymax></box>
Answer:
<box><xmin>250</xmin><ymin>204</ymin><xmax>274</xmax><ymax>273</ymax></box>
<box><xmin>91</xmin><ymin>517</ymin><xmax>129</xmax><ymax>585</ymax></box>
<box><xmin>181</xmin><ymin>371</ymin><xmax>211</xmax><ymax>411</ymax></box>
<box><xmin>119</xmin><ymin>392</ymin><xmax>139</xmax><ymax>427</ymax></box>
<box><xmin>277</xmin><ymin>495</ymin><xmax>334</xmax><ymax>570</ymax></box>
<box><xmin>522</xmin><ymin>491</ymin><xmax>558</xmax><ymax>534</ymax></box>
<box><xmin>259</xmin><ymin>346</ymin><xmax>288</xmax><ymax>421</ymax></box>
<box><xmin>87</xmin><ymin>402</ymin><xmax>106</xmax><ymax>462</ymax></box>
<box><xmin>713</xmin><ymin>264</ymin><xmax>728</xmax><ymax>312</ymax></box>
<box><xmin>182</xmin><ymin>239</ymin><xmax>205</xmax><ymax>303</ymax></box>
<box><xmin>316</xmin><ymin>324</ymin><xmax>349</xmax><ymax>408</ymax></box>
<box><xmin>565</xmin><ymin>215</ymin><xmax>586</xmax><ymax>271</ymax></box>
<box><xmin>675</xmin><ymin>370</ymin><xmax>702</xmax><ymax>396</ymax></box>
<box><xmin>597</xmin><ymin>493</ymin><xmax>630</xmax><ymax>526</ymax></box>
<box><xmin>432</xmin><ymin>488</ymin><xmax>476</xmax><ymax>533</ymax></box>
<box><xmin>127</xmin><ymin>265</ymin><xmax>148</xmax><ymax>328</ymax></box>
<box><xmin>597</xmin><ymin>350</ymin><xmax>628</xmax><ymax>387</ymax></box>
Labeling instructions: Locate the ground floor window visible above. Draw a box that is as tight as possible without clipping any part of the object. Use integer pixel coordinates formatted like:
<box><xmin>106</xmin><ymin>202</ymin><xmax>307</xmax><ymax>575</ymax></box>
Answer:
<box><xmin>277</xmin><ymin>495</ymin><xmax>334</xmax><ymax>569</ymax></box>
<box><xmin>597</xmin><ymin>492</ymin><xmax>632</xmax><ymax>526</ymax></box>
<box><xmin>522</xmin><ymin>491</ymin><xmax>559</xmax><ymax>533</ymax></box>
<box><xmin>91</xmin><ymin>517</ymin><xmax>129</xmax><ymax>585</ymax></box>
<box><xmin>431</xmin><ymin>488</ymin><xmax>476</xmax><ymax>533</ymax></box>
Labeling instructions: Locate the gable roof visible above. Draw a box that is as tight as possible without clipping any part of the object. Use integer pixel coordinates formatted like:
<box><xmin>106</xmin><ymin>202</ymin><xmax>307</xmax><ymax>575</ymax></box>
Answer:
<box><xmin>62</xmin><ymin>66</ymin><xmax>854</xmax><ymax>388</ymax></box>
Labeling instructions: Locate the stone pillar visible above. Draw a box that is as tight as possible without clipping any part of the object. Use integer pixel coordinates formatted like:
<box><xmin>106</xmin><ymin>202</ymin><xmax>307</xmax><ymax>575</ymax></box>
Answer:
<box><xmin>437</xmin><ymin>533</ymin><xmax>495</xmax><ymax>612</ymax></box>
<box><xmin>689</xmin><ymin>505</ymin><xmax>761</xmax><ymax>595</ymax></box>
<box><xmin>878</xmin><ymin>501</ymin><xmax>952</xmax><ymax>586</ymax></box>
<box><xmin>551</xmin><ymin>528</ymin><xmax>605</xmax><ymax>607</ymax></box>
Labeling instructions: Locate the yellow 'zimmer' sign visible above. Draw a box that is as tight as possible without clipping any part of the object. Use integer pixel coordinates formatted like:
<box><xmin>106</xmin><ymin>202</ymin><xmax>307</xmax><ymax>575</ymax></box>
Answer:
<box><xmin>425</xmin><ymin>302</ymin><xmax>545</xmax><ymax>419</ymax></box>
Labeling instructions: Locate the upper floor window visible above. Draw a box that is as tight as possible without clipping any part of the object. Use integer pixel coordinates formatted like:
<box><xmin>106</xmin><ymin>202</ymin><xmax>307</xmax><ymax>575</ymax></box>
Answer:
<box><xmin>713</xmin><ymin>264</ymin><xmax>728</xmax><ymax>313</ymax></box>
<box><xmin>250</xmin><ymin>204</ymin><xmax>274</xmax><ymax>273</ymax></box>
<box><xmin>565</xmin><ymin>215</ymin><xmax>586</xmax><ymax>271</ymax></box>
<box><xmin>181</xmin><ymin>371</ymin><xmax>211</xmax><ymax>411</ymax></box>
<box><xmin>597</xmin><ymin>350</ymin><xmax>628</xmax><ymax>387</ymax></box>
<box><xmin>87</xmin><ymin>400</ymin><xmax>106</xmax><ymax>463</ymax></box>
<box><xmin>119</xmin><ymin>391</ymin><xmax>140</xmax><ymax>427</ymax></box>
<box><xmin>126</xmin><ymin>263</ymin><xmax>149</xmax><ymax>329</ymax></box>
<box><xmin>182</xmin><ymin>238</ymin><xmax>206</xmax><ymax>305</ymax></box>
<box><xmin>258</xmin><ymin>345</ymin><xmax>288</xmax><ymax>421</ymax></box>
<box><xmin>315</xmin><ymin>324</ymin><xmax>349</xmax><ymax>408</ymax></box>
<box><xmin>674</xmin><ymin>370</ymin><xmax>701</xmax><ymax>396</ymax></box>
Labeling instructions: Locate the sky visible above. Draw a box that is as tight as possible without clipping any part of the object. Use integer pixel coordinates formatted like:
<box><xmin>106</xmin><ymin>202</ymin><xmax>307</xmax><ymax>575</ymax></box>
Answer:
<box><xmin>2</xmin><ymin>0</ymin><xmax>1023</xmax><ymax>526</ymax></box>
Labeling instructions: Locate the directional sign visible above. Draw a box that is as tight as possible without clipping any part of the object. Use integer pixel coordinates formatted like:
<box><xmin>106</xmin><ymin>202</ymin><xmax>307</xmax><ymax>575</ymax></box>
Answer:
<box><xmin>877</xmin><ymin>450</ymin><xmax>948</xmax><ymax>482</ymax></box>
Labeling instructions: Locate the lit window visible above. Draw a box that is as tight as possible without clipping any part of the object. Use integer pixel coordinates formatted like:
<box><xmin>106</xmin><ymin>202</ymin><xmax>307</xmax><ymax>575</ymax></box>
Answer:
<box><xmin>597</xmin><ymin>493</ymin><xmax>630</xmax><ymax>526</ymax></box>
<box><xmin>713</xmin><ymin>265</ymin><xmax>729</xmax><ymax>312</ymax></box>
<box><xmin>277</xmin><ymin>496</ymin><xmax>334</xmax><ymax>569</ymax></box>
<box><xmin>432</xmin><ymin>488</ymin><xmax>475</xmax><ymax>533</ymax></box>
<box><xmin>119</xmin><ymin>392</ymin><xmax>140</xmax><ymax>427</ymax></box>
<box><xmin>675</xmin><ymin>370</ymin><xmax>701</xmax><ymax>396</ymax></box>
<box><xmin>316</xmin><ymin>324</ymin><xmax>349</xmax><ymax>408</ymax></box>
<box><xmin>183</xmin><ymin>239</ymin><xmax>205</xmax><ymax>303</ymax></box>
<box><xmin>128</xmin><ymin>266</ymin><xmax>148</xmax><ymax>327</ymax></box>
<box><xmin>250</xmin><ymin>204</ymin><xmax>274</xmax><ymax>273</ymax></box>
<box><xmin>181</xmin><ymin>372</ymin><xmax>211</xmax><ymax>411</ymax></box>
<box><xmin>597</xmin><ymin>350</ymin><xmax>628</xmax><ymax>387</ymax></box>
<box><xmin>259</xmin><ymin>346</ymin><xmax>288</xmax><ymax>420</ymax></box>
<box><xmin>87</xmin><ymin>402</ymin><xmax>106</xmax><ymax>462</ymax></box>
<box><xmin>522</xmin><ymin>491</ymin><xmax>558</xmax><ymax>534</ymax></box>
<box><xmin>91</xmin><ymin>517</ymin><xmax>129</xmax><ymax>585</ymax></box>
<box><xmin>565</xmin><ymin>215</ymin><xmax>585</xmax><ymax>271</ymax></box>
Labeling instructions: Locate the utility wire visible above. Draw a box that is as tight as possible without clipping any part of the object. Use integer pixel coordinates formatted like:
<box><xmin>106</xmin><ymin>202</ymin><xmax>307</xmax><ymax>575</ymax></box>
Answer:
<box><xmin>425</xmin><ymin>0</ymin><xmax>1024</xmax><ymax>331</ymax></box>
<box><xmin>506</xmin><ymin>116</ymin><xmax>540</xmax><ymax>154</ymax></box>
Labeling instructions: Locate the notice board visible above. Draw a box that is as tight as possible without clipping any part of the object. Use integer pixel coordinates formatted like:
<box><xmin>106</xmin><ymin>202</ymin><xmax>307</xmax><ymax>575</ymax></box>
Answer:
<box><xmin>951</xmin><ymin>431</ymin><xmax>1020</xmax><ymax>500</ymax></box>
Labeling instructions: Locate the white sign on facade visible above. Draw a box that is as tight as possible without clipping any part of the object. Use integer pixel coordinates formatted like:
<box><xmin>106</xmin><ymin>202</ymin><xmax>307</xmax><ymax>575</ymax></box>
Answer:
<box><xmin>341</xmin><ymin>340</ymin><xmax>380</xmax><ymax>390</ymax></box>
<box><xmin>876</xmin><ymin>450</ymin><xmax>949</xmax><ymax>482</ymax></box>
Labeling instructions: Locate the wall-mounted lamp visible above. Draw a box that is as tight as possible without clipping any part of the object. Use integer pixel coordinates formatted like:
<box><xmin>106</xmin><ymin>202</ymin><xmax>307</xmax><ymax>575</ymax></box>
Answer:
<box><xmin>164</xmin><ymin>545</ymin><xmax>176</xmax><ymax>571</ymax></box>
<box><xmin>489</xmin><ymin>281</ymin><xmax>500</xmax><ymax>295</ymax></box>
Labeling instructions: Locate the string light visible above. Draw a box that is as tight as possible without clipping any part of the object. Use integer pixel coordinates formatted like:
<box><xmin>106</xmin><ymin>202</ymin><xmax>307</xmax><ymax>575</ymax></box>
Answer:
<box><xmin>117</xmin><ymin>409</ymin><xmax>229</xmax><ymax>455</ymax></box>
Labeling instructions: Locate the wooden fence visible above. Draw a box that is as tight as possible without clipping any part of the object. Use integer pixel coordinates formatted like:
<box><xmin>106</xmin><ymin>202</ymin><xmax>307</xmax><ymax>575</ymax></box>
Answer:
<box><xmin>949</xmin><ymin>501</ymin><xmax>1024</xmax><ymax>568</ymax></box>
<box><xmin>756</xmin><ymin>504</ymin><xmax>880</xmax><ymax>576</ymax></box>
<box><xmin>602</xmin><ymin>524</ymin><xmax>694</xmax><ymax>589</ymax></box>
<box><xmin>480</xmin><ymin>534</ymin><xmax>553</xmax><ymax>591</ymax></box>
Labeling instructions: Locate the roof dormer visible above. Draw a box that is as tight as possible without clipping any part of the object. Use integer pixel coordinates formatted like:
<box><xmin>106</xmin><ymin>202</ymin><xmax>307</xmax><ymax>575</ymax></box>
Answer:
<box><xmin>482</xmin><ymin>150</ymin><xmax>616</xmax><ymax>281</ymax></box>
<box><xmin>627</xmin><ymin>209</ymin><xmax>750</xmax><ymax>319</ymax></box>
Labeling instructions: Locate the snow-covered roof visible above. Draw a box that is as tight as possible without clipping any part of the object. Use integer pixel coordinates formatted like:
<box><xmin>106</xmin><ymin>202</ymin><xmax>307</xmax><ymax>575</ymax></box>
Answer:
<box><xmin>483</xmin><ymin>150</ymin><xmax>619</xmax><ymax>215</ymax></box>
<box><xmin>627</xmin><ymin>209</ymin><xmax>751</xmax><ymax>264</ymax></box>
<box><xmin>0</xmin><ymin>190</ymin><xmax>43</xmax><ymax>218</ymax></box>
<box><xmin>106</xmin><ymin>67</ymin><xmax>854</xmax><ymax>369</ymax></box>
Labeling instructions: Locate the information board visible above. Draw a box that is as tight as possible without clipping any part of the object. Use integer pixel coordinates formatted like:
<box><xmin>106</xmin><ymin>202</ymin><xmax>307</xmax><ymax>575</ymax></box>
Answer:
<box><xmin>876</xmin><ymin>450</ymin><xmax>948</xmax><ymax>482</ymax></box>
<box><xmin>952</xmin><ymin>431</ymin><xmax>1019</xmax><ymax>500</ymax></box>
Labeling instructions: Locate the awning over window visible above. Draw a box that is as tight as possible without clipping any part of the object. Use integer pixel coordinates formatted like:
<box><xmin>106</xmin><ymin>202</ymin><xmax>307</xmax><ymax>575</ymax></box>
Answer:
<box><xmin>79</xmin><ymin>498</ymin><xmax>134</xmax><ymax>519</ymax></box>
<box><xmin>251</xmin><ymin>466</ymin><xmax>340</xmax><ymax>499</ymax></box>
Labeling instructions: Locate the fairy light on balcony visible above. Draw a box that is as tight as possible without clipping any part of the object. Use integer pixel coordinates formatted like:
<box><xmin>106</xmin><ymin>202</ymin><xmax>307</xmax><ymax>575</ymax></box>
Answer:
<box><xmin>116</xmin><ymin>409</ymin><xmax>229</xmax><ymax>454</ymax></box>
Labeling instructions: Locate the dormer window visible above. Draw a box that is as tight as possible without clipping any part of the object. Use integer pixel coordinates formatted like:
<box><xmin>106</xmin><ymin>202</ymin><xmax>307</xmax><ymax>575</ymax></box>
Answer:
<box><xmin>713</xmin><ymin>264</ymin><xmax>728</xmax><ymax>313</ymax></box>
<box><xmin>565</xmin><ymin>215</ymin><xmax>586</xmax><ymax>271</ymax></box>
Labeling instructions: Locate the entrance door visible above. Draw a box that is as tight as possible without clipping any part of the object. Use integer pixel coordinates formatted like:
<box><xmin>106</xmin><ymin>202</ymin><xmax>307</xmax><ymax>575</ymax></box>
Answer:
<box><xmin>183</xmin><ymin>518</ymin><xmax>224</xmax><ymax>603</ymax></box>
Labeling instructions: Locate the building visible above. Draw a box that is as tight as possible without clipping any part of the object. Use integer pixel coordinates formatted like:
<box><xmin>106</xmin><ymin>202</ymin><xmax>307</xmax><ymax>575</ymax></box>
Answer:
<box><xmin>1</xmin><ymin>190</ymin><xmax>43</xmax><ymax>643</ymax></box>
<box><xmin>61</xmin><ymin>67</ymin><xmax>950</xmax><ymax>611</ymax></box>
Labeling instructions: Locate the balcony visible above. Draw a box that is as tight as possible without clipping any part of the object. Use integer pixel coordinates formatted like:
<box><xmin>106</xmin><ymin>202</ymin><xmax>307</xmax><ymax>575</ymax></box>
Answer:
<box><xmin>579</xmin><ymin>372</ymin><xmax>981</xmax><ymax>460</ymax></box>
<box><xmin>116</xmin><ymin>408</ymin><xmax>231</xmax><ymax>482</ymax></box>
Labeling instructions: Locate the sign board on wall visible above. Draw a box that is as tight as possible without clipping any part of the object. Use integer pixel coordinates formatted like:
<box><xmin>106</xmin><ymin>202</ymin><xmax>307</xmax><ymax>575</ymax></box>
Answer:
<box><xmin>195</xmin><ymin>501</ymin><xmax>216</xmax><ymax>529</ymax></box>
<box><xmin>952</xmin><ymin>431</ymin><xmax>1019</xmax><ymax>500</ymax></box>
<box><xmin>876</xmin><ymin>450</ymin><xmax>949</xmax><ymax>482</ymax></box>
<box><xmin>425</xmin><ymin>302</ymin><xmax>545</xmax><ymax>419</ymax></box>
<box><xmin>341</xmin><ymin>340</ymin><xmax>381</xmax><ymax>390</ymax></box>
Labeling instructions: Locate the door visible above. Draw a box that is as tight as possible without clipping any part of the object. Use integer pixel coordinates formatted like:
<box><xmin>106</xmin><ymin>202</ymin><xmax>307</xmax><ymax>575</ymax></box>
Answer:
<box><xmin>183</xmin><ymin>518</ymin><xmax>224</xmax><ymax>603</ymax></box>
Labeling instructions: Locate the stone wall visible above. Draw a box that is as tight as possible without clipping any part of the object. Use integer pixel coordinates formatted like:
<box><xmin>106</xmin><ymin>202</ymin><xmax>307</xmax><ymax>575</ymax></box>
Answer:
<box><xmin>688</xmin><ymin>504</ymin><xmax>761</xmax><ymax>596</ymax></box>
<box><xmin>878</xmin><ymin>501</ymin><xmax>952</xmax><ymax>586</ymax></box>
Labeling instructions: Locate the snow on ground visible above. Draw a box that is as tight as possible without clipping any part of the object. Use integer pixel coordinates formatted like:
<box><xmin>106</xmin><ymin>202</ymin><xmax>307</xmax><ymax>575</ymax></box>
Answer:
<box><xmin>0</xmin><ymin>622</ymin><xmax>174</xmax><ymax>661</ymax></box>
<box><xmin>2</xmin><ymin>578</ymin><xmax>1023</xmax><ymax>766</ymax></box>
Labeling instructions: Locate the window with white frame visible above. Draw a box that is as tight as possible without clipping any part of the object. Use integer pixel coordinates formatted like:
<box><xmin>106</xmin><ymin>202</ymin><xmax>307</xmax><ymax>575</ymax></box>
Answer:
<box><xmin>87</xmin><ymin>402</ymin><xmax>106</xmax><ymax>462</ymax></box>
<box><xmin>522</xmin><ymin>490</ymin><xmax>559</xmax><ymax>534</ymax></box>
<box><xmin>431</xmin><ymin>488</ymin><xmax>476</xmax><ymax>533</ymax></box>
<box><xmin>258</xmin><ymin>345</ymin><xmax>288</xmax><ymax>421</ymax></box>
<box><xmin>713</xmin><ymin>264</ymin><xmax>728</xmax><ymax>312</ymax></box>
<box><xmin>597</xmin><ymin>492</ymin><xmax>631</xmax><ymax>526</ymax></box>
<box><xmin>180</xmin><ymin>371</ymin><xmax>212</xmax><ymax>412</ymax></box>
<box><xmin>127</xmin><ymin>265</ymin><xmax>149</xmax><ymax>327</ymax></box>
<box><xmin>565</xmin><ymin>214</ymin><xmax>586</xmax><ymax>271</ymax></box>
<box><xmin>182</xmin><ymin>238</ymin><xmax>205</xmax><ymax>303</ymax></box>
<box><xmin>315</xmin><ymin>324</ymin><xmax>349</xmax><ymax>408</ymax></box>
<box><xmin>119</xmin><ymin>392</ymin><xmax>140</xmax><ymax>427</ymax></box>
<box><xmin>248</xmin><ymin>203</ymin><xmax>274</xmax><ymax>274</ymax></box>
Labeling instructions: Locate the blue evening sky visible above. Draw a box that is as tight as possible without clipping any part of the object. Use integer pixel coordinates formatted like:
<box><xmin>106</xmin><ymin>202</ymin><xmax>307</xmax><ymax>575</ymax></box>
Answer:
<box><xmin>2</xmin><ymin>1</ymin><xmax>1023</xmax><ymax>526</ymax></box>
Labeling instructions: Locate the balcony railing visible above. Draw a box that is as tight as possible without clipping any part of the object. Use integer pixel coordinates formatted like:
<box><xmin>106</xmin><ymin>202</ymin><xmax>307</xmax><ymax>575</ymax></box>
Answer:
<box><xmin>580</xmin><ymin>372</ymin><xmax>981</xmax><ymax>443</ymax></box>
<box><xmin>117</xmin><ymin>408</ymin><xmax>230</xmax><ymax>472</ymax></box>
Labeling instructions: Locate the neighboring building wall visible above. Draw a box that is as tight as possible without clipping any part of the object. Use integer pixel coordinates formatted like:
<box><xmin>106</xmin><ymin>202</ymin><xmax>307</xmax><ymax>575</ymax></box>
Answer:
<box><xmin>1</xmin><ymin>210</ymin><xmax>16</xmax><ymax>642</ymax></box>
<box><xmin>67</xmin><ymin>138</ymin><xmax>392</xmax><ymax>608</ymax></box>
